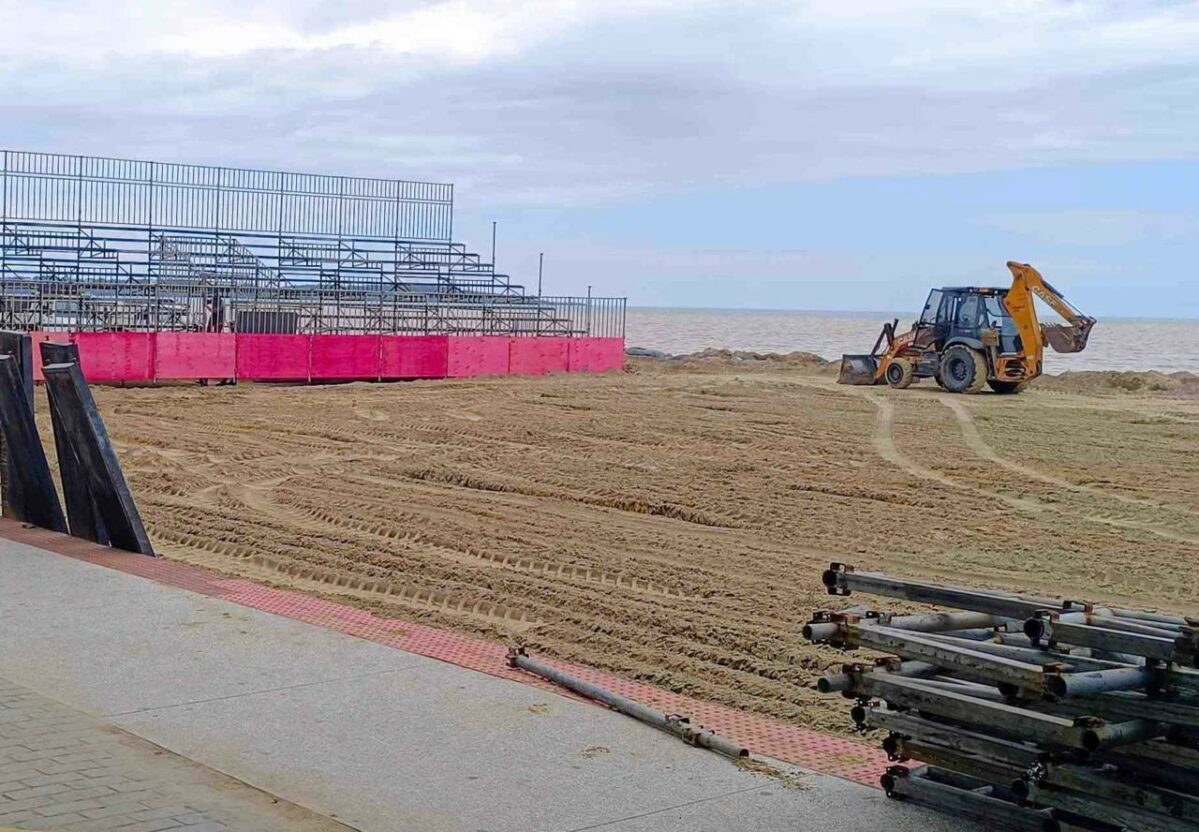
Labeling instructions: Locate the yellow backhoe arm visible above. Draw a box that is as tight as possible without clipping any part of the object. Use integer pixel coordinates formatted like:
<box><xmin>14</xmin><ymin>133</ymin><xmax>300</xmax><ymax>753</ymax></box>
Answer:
<box><xmin>1003</xmin><ymin>262</ymin><xmax>1096</xmax><ymax>376</ymax></box>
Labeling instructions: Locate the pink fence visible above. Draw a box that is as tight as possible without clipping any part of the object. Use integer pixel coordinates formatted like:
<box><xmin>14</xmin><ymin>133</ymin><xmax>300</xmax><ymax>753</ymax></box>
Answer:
<box><xmin>447</xmin><ymin>336</ymin><xmax>511</xmax><ymax>378</ymax></box>
<box><xmin>509</xmin><ymin>336</ymin><xmax>570</xmax><ymax>376</ymax></box>
<box><xmin>24</xmin><ymin>332</ymin><xmax>624</xmax><ymax>384</ymax></box>
<box><xmin>235</xmin><ymin>334</ymin><xmax>311</xmax><ymax>381</ymax></box>
<box><xmin>156</xmin><ymin>332</ymin><xmax>236</xmax><ymax>380</ymax></box>
<box><xmin>380</xmin><ymin>335</ymin><xmax>449</xmax><ymax>379</ymax></box>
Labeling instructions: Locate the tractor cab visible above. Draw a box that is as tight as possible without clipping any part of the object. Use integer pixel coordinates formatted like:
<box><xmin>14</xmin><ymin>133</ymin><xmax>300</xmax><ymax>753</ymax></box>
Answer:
<box><xmin>913</xmin><ymin>287</ymin><xmax>1021</xmax><ymax>355</ymax></box>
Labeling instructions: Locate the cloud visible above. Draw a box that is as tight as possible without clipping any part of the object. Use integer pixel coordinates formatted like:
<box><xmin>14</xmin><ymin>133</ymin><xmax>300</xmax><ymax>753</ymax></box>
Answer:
<box><xmin>982</xmin><ymin>210</ymin><xmax>1199</xmax><ymax>246</ymax></box>
<box><xmin>1</xmin><ymin>0</ymin><xmax>1199</xmax><ymax>209</ymax></box>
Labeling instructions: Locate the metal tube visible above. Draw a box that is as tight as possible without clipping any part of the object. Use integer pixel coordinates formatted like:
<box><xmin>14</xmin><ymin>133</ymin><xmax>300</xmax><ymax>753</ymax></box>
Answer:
<box><xmin>879</xmin><ymin>611</ymin><xmax>1002</xmax><ymax>633</ymax></box>
<box><xmin>1028</xmin><ymin>617</ymin><xmax>1179</xmax><ymax>663</ymax></box>
<box><xmin>1079</xmin><ymin>719</ymin><xmax>1161</xmax><ymax>753</ymax></box>
<box><xmin>925</xmin><ymin>632</ymin><xmax>1127</xmax><ymax>673</ymax></box>
<box><xmin>863</xmin><ymin>706</ymin><xmax>1041</xmax><ymax>768</ymax></box>
<box><xmin>882</xmin><ymin>767</ymin><xmax>1059</xmax><ymax>832</ymax></box>
<box><xmin>802</xmin><ymin>622</ymin><xmax>839</xmax><ymax>642</ymax></box>
<box><xmin>818</xmin><ymin>660</ymin><xmax>938</xmax><ymax>694</ymax></box>
<box><xmin>1086</xmin><ymin>616</ymin><xmax>1186</xmax><ymax>640</ymax></box>
<box><xmin>1039</xmin><ymin>759</ymin><xmax>1199</xmax><ymax>825</ymax></box>
<box><xmin>864</xmin><ymin>674</ymin><xmax>1158</xmax><ymax>751</ymax></box>
<box><xmin>1044</xmin><ymin>666</ymin><xmax>1153</xmax><ymax>699</ymax></box>
<box><xmin>1025</xmin><ymin>780</ymin><xmax>1199</xmax><ymax>832</ymax></box>
<box><xmin>848</xmin><ymin>623</ymin><xmax>1050</xmax><ymax>690</ymax></box>
<box><xmin>507</xmin><ymin>648</ymin><xmax>748</xmax><ymax>759</ymax></box>
<box><xmin>823</xmin><ymin>565</ymin><xmax>1074</xmax><ymax>619</ymax></box>
<box><xmin>1110</xmin><ymin>607</ymin><xmax>1189</xmax><ymax>627</ymax></box>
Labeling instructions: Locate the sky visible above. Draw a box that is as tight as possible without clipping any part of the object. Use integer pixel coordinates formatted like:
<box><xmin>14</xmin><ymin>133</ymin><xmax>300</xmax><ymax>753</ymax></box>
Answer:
<box><xmin>1</xmin><ymin>1</ymin><xmax>1197</xmax><ymax>317</ymax></box>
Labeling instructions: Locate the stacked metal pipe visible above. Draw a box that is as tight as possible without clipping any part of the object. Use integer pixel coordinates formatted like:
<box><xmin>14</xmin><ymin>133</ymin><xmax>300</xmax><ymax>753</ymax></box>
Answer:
<box><xmin>805</xmin><ymin>563</ymin><xmax>1199</xmax><ymax>832</ymax></box>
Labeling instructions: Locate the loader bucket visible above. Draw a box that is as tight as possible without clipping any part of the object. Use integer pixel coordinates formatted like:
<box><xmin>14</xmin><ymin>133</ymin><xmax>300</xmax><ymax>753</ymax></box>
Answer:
<box><xmin>1042</xmin><ymin>319</ymin><xmax>1095</xmax><ymax>354</ymax></box>
<box><xmin>838</xmin><ymin>354</ymin><xmax>881</xmax><ymax>385</ymax></box>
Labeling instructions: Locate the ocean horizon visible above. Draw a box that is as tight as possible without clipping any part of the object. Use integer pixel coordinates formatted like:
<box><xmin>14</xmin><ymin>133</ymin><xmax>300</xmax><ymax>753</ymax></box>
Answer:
<box><xmin>624</xmin><ymin>307</ymin><xmax>1199</xmax><ymax>373</ymax></box>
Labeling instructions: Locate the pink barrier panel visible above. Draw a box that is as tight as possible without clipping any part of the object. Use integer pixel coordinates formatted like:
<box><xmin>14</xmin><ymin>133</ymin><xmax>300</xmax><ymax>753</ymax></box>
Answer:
<box><xmin>509</xmin><ymin>336</ymin><xmax>570</xmax><ymax>376</ymax></box>
<box><xmin>70</xmin><ymin>332</ymin><xmax>154</xmax><ymax>383</ymax></box>
<box><xmin>567</xmin><ymin>338</ymin><xmax>626</xmax><ymax>372</ymax></box>
<box><xmin>380</xmin><ymin>335</ymin><xmax>449</xmax><ymax>379</ymax></box>
<box><xmin>446</xmin><ymin>336</ymin><xmax>512</xmax><ymax>378</ymax></box>
<box><xmin>310</xmin><ymin>334</ymin><xmax>382</xmax><ymax>381</ymax></box>
<box><xmin>588</xmin><ymin>337</ymin><xmax>626</xmax><ymax>372</ymax></box>
<box><xmin>154</xmin><ymin>332</ymin><xmax>236</xmax><ymax>381</ymax></box>
<box><xmin>235</xmin><ymin>334</ymin><xmax>311</xmax><ymax>381</ymax></box>
<box><xmin>26</xmin><ymin>331</ymin><xmax>61</xmax><ymax>382</ymax></box>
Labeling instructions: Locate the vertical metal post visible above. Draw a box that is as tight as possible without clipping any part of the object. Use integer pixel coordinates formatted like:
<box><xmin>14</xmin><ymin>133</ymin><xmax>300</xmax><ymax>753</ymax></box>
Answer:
<box><xmin>538</xmin><ymin>252</ymin><xmax>544</xmax><ymax>297</ymax></box>
<box><xmin>147</xmin><ymin>160</ymin><xmax>155</xmax><ymax>290</ymax></box>
<box><xmin>75</xmin><ymin>155</ymin><xmax>84</xmax><ymax>285</ymax></box>
<box><xmin>586</xmin><ymin>285</ymin><xmax>592</xmax><ymax>336</ymax></box>
<box><xmin>491</xmin><ymin>221</ymin><xmax>497</xmax><ymax>267</ymax></box>
<box><xmin>1</xmin><ymin>150</ymin><xmax>8</xmax><ymax>286</ymax></box>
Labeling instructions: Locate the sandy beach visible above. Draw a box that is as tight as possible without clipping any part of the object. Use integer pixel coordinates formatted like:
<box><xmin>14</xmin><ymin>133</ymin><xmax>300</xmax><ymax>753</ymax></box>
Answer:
<box><xmin>69</xmin><ymin>355</ymin><xmax>1199</xmax><ymax>736</ymax></box>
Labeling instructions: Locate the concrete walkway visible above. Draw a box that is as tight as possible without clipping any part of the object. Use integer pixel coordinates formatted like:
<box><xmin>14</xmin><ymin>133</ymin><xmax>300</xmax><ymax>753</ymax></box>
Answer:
<box><xmin>0</xmin><ymin>677</ymin><xmax>352</xmax><ymax>831</ymax></box>
<box><xmin>0</xmin><ymin>537</ymin><xmax>978</xmax><ymax>832</ymax></box>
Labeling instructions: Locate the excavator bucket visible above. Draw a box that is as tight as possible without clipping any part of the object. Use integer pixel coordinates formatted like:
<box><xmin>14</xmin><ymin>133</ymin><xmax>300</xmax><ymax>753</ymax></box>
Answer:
<box><xmin>838</xmin><ymin>354</ymin><xmax>881</xmax><ymax>385</ymax></box>
<box><xmin>1042</xmin><ymin>319</ymin><xmax>1095</xmax><ymax>354</ymax></box>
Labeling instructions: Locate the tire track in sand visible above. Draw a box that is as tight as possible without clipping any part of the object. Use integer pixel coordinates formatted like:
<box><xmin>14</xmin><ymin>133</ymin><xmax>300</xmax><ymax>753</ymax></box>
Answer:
<box><xmin>938</xmin><ymin>396</ymin><xmax>1191</xmax><ymax>511</ymax></box>
<box><xmin>852</xmin><ymin>390</ymin><xmax>1199</xmax><ymax>545</ymax></box>
<box><xmin>939</xmin><ymin>395</ymin><xmax>1199</xmax><ymax>544</ymax></box>
<box><xmin>220</xmin><ymin>479</ymin><xmax>694</xmax><ymax>601</ymax></box>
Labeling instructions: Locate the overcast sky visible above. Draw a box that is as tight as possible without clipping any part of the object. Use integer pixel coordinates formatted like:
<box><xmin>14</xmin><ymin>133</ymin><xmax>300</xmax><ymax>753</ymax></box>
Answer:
<box><xmin>2</xmin><ymin>1</ymin><xmax>1197</xmax><ymax>316</ymax></box>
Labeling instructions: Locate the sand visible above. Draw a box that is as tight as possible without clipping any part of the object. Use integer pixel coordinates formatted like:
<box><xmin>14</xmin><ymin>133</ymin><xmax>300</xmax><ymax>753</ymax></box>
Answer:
<box><xmin>70</xmin><ymin>356</ymin><xmax>1199</xmax><ymax>735</ymax></box>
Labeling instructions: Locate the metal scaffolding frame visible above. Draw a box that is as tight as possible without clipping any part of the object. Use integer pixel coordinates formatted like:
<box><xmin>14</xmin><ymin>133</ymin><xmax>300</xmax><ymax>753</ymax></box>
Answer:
<box><xmin>0</xmin><ymin>151</ymin><xmax>625</xmax><ymax>338</ymax></box>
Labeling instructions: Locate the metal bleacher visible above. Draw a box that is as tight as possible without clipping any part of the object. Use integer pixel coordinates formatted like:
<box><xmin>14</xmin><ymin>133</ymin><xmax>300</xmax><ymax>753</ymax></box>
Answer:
<box><xmin>0</xmin><ymin>151</ymin><xmax>625</xmax><ymax>338</ymax></box>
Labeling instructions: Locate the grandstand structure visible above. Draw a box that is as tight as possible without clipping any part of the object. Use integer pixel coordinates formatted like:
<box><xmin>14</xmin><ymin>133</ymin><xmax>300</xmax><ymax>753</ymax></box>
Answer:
<box><xmin>0</xmin><ymin>151</ymin><xmax>625</xmax><ymax>339</ymax></box>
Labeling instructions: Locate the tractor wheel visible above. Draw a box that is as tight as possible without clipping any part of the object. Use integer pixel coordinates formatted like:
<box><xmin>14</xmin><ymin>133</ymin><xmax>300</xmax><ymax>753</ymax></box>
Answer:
<box><xmin>939</xmin><ymin>346</ymin><xmax>987</xmax><ymax>394</ymax></box>
<box><xmin>884</xmin><ymin>359</ymin><xmax>915</xmax><ymax>389</ymax></box>
<box><xmin>988</xmin><ymin>380</ymin><xmax>1027</xmax><ymax>395</ymax></box>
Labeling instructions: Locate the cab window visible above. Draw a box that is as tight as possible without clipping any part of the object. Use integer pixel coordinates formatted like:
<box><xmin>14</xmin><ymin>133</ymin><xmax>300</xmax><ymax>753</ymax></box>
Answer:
<box><xmin>955</xmin><ymin>294</ymin><xmax>981</xmax><ymax>328</ymax></box>
<box><xmin>920</xmin><ymin>290</ymin><xmax>943</xmax><ymax>324</ymax></box>
<box><xmin>984</xmin><ymin>295</ymin><xmax>1017</xmax><ymax>333</ymax></box>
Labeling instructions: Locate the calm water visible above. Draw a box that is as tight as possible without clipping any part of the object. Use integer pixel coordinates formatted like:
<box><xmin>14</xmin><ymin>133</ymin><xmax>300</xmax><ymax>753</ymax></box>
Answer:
<box><xmin>626</xmin><ymin>308</ymin><xmax>1199</xmax><ymax>373</ymax></box>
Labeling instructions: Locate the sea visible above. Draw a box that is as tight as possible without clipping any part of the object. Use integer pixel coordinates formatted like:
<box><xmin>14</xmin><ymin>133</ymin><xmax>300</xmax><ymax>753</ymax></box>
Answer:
<box><xmin>625</xmin><ymin>308</ymin><xmax>1199</xmax><ymax>374</ymax></box>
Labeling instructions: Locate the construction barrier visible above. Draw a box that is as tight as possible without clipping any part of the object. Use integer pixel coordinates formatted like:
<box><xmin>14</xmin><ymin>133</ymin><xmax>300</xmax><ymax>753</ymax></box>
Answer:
<box><xmin>509</xmin><ymin>336</ymin><xmax>571</xmax><ymax>376</ymax></box>
<box><xmin>380</xmin><ymin>335</ymin><xmax>449</xmax><ymax>379</ymax></box>
<box><xmin>155</xmin><ymin>332</ymin><xmax>237</xmax><ymax>381</ymax></box>
<box><xmin>309</xmin><ymin>335</ymin><xmax>383</xmax><ymax>381</ymax></box>
<box><xmin>70</xmin><ymin>332</ymin><xmax>154</xmax><ymax>384</ymax></box>
<box><xmin>568</xmin><ymin>337</ymin><xmax>625</xmax><ymax>373</ymax></box>
<box><xmin>235</xmin><ymin>334</ymin><xmax>311</xmax><ymax>382</ymax></box>
<box><xmin>447</xmin><ymin>336</ymin><xmax>512</xmax><ymax>378</ymax></box>
<box><xmin>24</xmin><ymin>333</ymin><xmax>624</xmax><ymax>384</ymax></box>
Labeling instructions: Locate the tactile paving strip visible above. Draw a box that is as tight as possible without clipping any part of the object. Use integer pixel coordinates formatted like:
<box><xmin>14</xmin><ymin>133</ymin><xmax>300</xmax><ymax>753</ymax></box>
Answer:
<box><xmin>0</xmin><ymin>518</ymin><xmax>890</xmax><ymax>786</ymax></box>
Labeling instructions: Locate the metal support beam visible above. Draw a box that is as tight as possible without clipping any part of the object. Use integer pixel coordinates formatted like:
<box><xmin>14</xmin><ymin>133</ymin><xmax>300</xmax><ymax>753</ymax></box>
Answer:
<box><xmin>0</xmin><ymin>354</ymin><xmax>66</xmax><ymax>532</ymax></box>
<box><xmin>507</xmin><ymin>647</ymin><xmax>747</xmax><ymax>759</ymax></box>
<box><xmin>39</xmin><ymin>340</ymin><xmax>109</xmax><ymax>545</ymax></box>
<box><xmin>40</xmin><ymin>349</ymin><xmax>153</xmax><ymax>555</ymax></box>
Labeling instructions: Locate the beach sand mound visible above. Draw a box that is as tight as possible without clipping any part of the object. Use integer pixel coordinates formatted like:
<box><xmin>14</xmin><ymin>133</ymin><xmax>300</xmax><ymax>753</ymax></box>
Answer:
<box><xmin>1037</xmin><ymin>369</ymin><xmax>1199</xmax><ymax>397</ymax></box>
<box><xmin>628</xmin><ymin>347</ymin><xmax>837</xmax><ymax>374</ymax></box>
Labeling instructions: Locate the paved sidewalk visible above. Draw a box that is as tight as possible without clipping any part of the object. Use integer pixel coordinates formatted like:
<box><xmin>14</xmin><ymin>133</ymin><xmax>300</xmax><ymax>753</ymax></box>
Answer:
<box><xmin>0</xmin><ymin>677</ymin><xmax>350</xmax><ymax>831</ymax></box>
<box><xmin>0</xmin><ymin>534</ymin><xmax>979</xmax><ymax>832</ymax></box>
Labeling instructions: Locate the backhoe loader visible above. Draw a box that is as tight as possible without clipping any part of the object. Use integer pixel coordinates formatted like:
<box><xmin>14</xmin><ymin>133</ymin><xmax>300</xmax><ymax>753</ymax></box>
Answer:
<box><xmin>838</xmin><ymin>262</ymin><xmax>1095</xmax><ymax>394</ymax></box>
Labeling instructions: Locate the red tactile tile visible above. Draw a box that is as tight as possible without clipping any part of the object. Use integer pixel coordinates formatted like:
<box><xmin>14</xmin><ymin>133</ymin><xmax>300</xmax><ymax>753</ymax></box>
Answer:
<box><xmin>0</xmin><ymin>518</ymin><xmax>890</xmax><ymax>786</ymax></box>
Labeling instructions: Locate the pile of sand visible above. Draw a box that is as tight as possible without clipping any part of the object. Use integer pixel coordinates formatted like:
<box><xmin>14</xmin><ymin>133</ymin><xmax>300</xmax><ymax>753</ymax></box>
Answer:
<box><xmin>1037</xmin><ymin>370</ymin><xmax>1199</xmax><ymax>397</ymax></box>
<box><xmin>627</xmin><ymin>347</ymin><xmax>836</xmax><ymax>373</ymax></box>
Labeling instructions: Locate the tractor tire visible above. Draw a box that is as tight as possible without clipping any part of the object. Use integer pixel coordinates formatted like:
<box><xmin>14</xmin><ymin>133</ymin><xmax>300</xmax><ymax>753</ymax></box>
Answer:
<box><xmin>988</xmin><ymin>380</ymin><xmax>1027</xmax><ymax>395</ymax></box>
<box><xmin>939</xmin><ymin>346</ymin><xmax>987</xmax><ymax>394</ymax></box>
<box><xmin>884</xmin><ymin>359</ymin><xmax>915</xmax><ymax>389</ymax></box>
